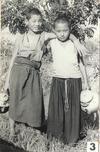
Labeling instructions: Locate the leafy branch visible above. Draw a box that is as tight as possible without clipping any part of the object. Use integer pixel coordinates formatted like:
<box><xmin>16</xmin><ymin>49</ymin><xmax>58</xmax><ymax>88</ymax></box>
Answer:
<box><xmin>1</xmin><ymin>0</ymin><xmax>100</xmax><ymax>40</ymax></box>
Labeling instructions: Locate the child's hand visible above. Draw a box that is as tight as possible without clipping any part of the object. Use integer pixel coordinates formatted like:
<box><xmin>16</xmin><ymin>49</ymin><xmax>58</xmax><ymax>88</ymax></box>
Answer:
<box><xmin>83</xmin><ymin>81</ymin><xmax>91</xmax><ymax>90</ymax></box>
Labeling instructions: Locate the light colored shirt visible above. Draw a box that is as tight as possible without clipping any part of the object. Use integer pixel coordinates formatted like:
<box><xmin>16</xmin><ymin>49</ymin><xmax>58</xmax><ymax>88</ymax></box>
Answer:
<box><xmin>49</xmin><ymin>39</ymin><xmax>82</xmax><ymax>78</ymax></box>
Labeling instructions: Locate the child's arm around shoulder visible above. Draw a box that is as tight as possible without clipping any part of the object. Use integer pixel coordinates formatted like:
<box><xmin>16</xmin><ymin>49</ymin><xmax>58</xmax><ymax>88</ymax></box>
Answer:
<box><xmin>4</xmin><ymin>34</ymin><xmax>21</xmax><ymax>92</ymax></box>
<box><xmin>69</xmin><ymin>34</ymin><xmax>88</xmax><ymax>57</ymax></box>
<box><xmin>78</xmin><ymin>54</ymin><xmax>90</xmax><ymax>90</ymax></box>
<box><xmin>43</xmin><ymin>31</ymin><xmax>56</xmax><ymax>42</ymax></box>
<box><xmin>35</xmin><ymin>31</ymin><xmax>56</xmax><ymax>49</ymax></box>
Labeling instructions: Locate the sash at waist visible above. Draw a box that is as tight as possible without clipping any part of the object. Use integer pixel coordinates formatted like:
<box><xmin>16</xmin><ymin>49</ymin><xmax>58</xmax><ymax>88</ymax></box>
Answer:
<box><xmin>14</xmin><ymin>56</ymin><xmax>41</xmax><ymax>70</ymax></box>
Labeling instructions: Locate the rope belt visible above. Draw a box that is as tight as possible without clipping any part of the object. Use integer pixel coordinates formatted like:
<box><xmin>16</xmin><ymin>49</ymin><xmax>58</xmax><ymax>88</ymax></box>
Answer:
<box><xmin>64</xmin><ymin>80</ymin><xmax>69</xmax><ymax>112</ymax></box>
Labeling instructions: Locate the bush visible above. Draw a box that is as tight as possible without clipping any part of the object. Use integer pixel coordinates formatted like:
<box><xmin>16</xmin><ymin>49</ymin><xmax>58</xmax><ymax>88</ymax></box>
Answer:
<box><xmin>1</xmin><ymin>0</ymin><xmax>100</xmax><ymax>40</ymax></box>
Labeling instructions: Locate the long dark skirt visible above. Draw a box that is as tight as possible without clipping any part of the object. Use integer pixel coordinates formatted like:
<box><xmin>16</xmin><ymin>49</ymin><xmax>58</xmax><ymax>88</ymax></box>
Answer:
<box><xmin>47</xmin><ymin>77</ymin><xmax>82</xmax><ymax>144</ymax></box>
<box><xmin>9</xmin><ymin>57</ymin><xmax>45</xmax><ymax>128</ymax></box>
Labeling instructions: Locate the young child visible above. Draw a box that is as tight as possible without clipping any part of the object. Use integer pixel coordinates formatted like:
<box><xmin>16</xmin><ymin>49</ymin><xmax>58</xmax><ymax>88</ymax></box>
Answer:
<box><xmin>47</xmin><ymin>15</ymin><xmax>89</xmax><ymax>144</ymax></box>
<box><xmin>4</xmin><ymin>7</ymin><xmax>87</xmax><ymax>137</ymax></box>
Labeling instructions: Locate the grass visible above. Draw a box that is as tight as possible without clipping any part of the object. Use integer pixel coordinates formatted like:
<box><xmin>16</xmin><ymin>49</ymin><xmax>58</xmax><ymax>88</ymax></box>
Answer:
<box><xmin>0</xmin><ymin>111</ymin><xmax>99</xmax><ymax>152</ymax></box>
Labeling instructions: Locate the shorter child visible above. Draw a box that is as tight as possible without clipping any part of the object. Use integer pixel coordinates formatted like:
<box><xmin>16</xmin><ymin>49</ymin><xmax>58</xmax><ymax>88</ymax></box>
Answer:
<box><xmin>47</xmin><ymin>15</ymin><xmax>89</xmax><ymax>144</ymax></box>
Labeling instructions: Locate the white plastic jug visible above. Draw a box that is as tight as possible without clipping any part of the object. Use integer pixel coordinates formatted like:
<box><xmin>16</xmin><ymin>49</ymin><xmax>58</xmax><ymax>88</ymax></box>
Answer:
<box><xmin>80</xmin><ymin>90</ymin><xmax>99</xmax><ymax>114</ymax></box>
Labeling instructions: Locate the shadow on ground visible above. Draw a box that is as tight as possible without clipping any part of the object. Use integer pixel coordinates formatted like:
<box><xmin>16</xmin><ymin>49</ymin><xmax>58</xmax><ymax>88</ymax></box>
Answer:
<box><xmin>0</xmin><ymin>138</ymin><xmax>27</xmax><ymax>152</ymax></box>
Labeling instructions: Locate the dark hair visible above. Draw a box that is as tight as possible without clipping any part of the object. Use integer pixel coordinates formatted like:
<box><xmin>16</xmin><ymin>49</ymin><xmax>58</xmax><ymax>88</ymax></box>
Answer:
<box><xmin>54</xmin><ymin>13</ymin><xmax>70</xmax><ymax>28</ymax></box>
<box><xmin>26</xmin><ymin>8</ymin><xmax>42</xmax><ymax>20</ymax></box>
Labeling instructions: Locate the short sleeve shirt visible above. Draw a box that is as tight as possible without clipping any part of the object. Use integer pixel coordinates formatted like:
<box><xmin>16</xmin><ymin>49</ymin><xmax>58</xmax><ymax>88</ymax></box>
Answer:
<box><xmin>49</xmin><ymin>39</ymin><xmax>82</xmax><ymax>78</ymax></box>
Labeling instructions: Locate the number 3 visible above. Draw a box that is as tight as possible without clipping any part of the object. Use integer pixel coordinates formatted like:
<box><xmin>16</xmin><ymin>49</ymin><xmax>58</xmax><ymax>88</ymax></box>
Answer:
<box><xmin>90</xmin><ymin>143</ymin><xmax>96</xmax><ymax>151</ymax></box>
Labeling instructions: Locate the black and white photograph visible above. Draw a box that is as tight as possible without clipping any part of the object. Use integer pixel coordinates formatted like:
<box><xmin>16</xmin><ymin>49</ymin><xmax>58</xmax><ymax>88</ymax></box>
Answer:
<box><xmin>0</xmin><ymin>0</ymin><xmax>100</xmax><ymax>152</ymax></box>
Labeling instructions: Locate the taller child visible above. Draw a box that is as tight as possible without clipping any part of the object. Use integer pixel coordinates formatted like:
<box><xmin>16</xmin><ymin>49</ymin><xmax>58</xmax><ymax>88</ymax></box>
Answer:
<box><xmin>4</xmin><ymin>8</ymin><xmax>46</xmax><ymax>136</ymax></box>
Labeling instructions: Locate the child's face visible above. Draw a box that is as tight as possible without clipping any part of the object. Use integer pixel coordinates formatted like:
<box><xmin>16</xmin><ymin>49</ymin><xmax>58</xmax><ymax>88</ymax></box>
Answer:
<box><xmin>28</xmin><ymin>14</ymin><xmax>43</xmax><ymax>33</ymax></box>
<box><xmin>54</xmin><ymin>22</ymin><xmax>70</xmax><ymax>42</ymax></box>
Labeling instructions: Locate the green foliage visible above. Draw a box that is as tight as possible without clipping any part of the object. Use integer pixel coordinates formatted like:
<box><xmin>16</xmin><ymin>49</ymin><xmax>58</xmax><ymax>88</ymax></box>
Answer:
<box><xmin>1</xmin><ymin>0</ymin><xmax>100</xmax><ymax>39</ymax></box>
<box><xmin>46</xmin><ymin>0</ymin><xmax>100</xmax><ymax>40</ymax></box>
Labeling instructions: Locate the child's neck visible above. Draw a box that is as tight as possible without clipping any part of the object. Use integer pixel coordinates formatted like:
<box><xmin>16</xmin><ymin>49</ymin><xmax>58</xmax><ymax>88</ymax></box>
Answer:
<box><xmin>28</xmin><ymin>29</ymin><xmax>42</xmax><ymax>36</ymax></box>
<box><xmin>57</xmin><ymin>38</ymin><xmax>69</xmax><ymax>44</ymax></box>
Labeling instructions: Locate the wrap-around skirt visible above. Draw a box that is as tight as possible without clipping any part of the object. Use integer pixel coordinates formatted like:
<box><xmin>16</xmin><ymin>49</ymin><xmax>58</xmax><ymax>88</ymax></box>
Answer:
<box><xmin>9</xmin><ymin>57</ymin><xmax>45</xmax><ymax>128</ymax></box>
